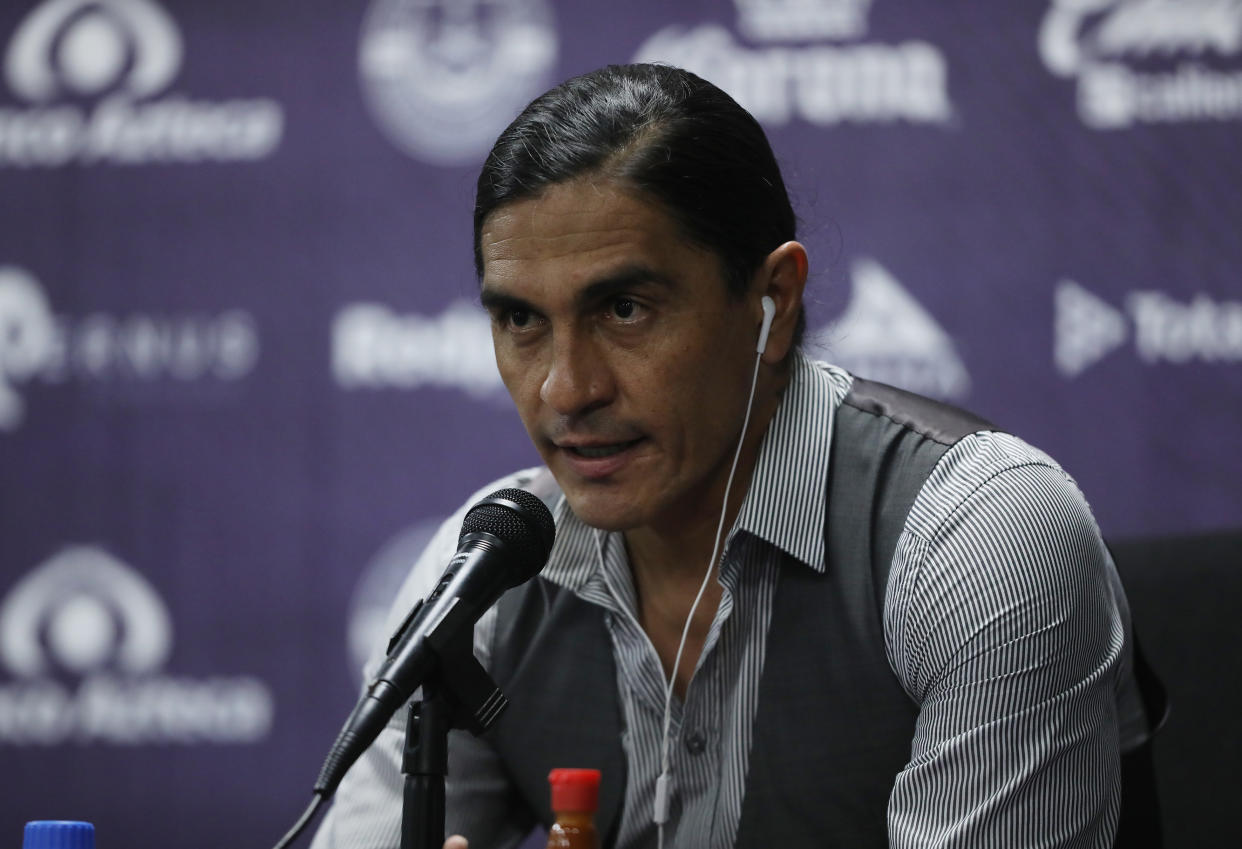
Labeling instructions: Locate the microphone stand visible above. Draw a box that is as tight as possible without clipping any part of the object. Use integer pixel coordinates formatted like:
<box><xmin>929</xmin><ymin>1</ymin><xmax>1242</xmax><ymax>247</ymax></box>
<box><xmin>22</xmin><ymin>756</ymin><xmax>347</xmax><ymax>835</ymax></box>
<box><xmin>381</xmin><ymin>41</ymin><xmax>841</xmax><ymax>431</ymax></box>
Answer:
<box><xmin>399</xmin><ymin>634</ymin><xmax>509</xmax><ymax>849</ymax></box>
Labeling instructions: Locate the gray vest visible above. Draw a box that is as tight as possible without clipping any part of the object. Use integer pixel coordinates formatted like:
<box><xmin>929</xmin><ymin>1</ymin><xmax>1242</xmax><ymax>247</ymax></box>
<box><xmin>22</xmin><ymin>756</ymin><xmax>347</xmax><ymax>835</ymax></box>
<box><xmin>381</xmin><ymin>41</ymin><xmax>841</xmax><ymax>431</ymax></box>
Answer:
<box><xmin>482</xmin><ymin>378</ymin><xmax>993</xmax><ymax>846</ymax></box>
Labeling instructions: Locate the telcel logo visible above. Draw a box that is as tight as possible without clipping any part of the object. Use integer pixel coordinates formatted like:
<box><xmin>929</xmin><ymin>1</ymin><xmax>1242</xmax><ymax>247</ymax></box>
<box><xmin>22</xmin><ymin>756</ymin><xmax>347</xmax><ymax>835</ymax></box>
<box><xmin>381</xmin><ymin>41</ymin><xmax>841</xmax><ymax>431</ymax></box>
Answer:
<box><xmin>1039</xmin><ymin>0</ymin><xmax>1242</xmax><ymax>127</ymax></box>
<box><xmin>0</xmin><ymin>0</ymin><xmax>284</xmax><ymax>166</ymax></box>
<box><xmin>0</xmin><ymin>546</ymin><xmax>274</xmax><ymax>745</ymax></box>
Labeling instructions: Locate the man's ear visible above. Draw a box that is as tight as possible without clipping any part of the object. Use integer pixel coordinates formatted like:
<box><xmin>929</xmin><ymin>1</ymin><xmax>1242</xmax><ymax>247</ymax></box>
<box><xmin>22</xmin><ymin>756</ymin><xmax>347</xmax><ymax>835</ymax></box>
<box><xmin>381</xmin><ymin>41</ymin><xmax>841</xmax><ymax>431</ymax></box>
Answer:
<box><xmin>754</xmin><ymin>241</ymin><xmax>808</xmax><ymax>365</ymax></box>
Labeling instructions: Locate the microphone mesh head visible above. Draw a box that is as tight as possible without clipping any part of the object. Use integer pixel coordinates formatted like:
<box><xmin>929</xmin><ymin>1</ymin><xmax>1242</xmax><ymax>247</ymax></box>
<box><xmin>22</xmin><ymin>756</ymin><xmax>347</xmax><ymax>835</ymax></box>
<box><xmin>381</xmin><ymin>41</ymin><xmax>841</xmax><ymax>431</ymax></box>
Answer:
<box><xmin>459</xmin><ymin>488</ymin><xmax>556</xmax><ymax>583</ymax></box>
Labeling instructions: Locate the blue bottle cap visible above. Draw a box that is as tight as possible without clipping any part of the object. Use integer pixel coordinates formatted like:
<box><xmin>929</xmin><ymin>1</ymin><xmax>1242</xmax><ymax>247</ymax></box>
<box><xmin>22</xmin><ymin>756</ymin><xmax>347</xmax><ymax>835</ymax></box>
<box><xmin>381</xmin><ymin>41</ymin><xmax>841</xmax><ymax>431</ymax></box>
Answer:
<box><xmin>22</xmin><ymin>822</ymin><xmax>95</xmax><ymax>849</ymax></box>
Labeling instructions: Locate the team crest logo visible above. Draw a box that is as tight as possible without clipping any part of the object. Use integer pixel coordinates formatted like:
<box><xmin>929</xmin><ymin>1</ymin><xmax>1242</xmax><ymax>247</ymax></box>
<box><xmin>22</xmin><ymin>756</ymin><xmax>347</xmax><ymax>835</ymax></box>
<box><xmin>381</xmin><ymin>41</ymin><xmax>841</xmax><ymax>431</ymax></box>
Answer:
<box><xmin>358</xmin><ymin>0</ymin><xmax>559</xmax><ymax>166</ymax></box>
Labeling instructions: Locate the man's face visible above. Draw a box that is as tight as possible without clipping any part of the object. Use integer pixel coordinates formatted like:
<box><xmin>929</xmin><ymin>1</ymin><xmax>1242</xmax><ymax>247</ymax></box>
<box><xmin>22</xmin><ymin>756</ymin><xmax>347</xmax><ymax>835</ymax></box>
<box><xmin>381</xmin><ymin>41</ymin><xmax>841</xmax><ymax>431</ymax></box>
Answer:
<box><xmin>479</xmin><ymin>177</ymin><xmax>762</xmax><ymax>535</ymax></box>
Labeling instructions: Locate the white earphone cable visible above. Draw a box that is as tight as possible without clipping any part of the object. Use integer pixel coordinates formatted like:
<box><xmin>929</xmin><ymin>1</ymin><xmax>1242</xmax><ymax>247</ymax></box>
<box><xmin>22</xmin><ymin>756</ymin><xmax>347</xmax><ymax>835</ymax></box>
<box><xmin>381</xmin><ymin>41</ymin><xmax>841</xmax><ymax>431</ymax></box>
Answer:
<box><xmin>655</xmin><ymin>348</ymin><xmax>764</xmax><ymax>849</ymax></box>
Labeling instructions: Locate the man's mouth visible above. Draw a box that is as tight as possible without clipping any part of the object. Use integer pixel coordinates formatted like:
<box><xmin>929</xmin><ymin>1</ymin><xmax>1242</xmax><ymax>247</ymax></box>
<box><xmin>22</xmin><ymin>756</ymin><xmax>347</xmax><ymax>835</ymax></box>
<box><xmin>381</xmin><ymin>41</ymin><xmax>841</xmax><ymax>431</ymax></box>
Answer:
<box><xmin>562</xmin><ymin>438</ymin><xmax>644</xmax><ymax>459</ymax></box>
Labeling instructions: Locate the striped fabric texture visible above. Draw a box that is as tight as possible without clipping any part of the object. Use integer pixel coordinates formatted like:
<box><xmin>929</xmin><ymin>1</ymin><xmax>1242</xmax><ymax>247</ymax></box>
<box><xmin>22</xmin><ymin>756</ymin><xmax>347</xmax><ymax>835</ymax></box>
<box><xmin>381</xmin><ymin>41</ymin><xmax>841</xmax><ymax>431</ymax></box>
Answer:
<box><xmin>311</xmin><ymin>353</ymin><xmax>1143</xmax><ymax>849</ymax></box>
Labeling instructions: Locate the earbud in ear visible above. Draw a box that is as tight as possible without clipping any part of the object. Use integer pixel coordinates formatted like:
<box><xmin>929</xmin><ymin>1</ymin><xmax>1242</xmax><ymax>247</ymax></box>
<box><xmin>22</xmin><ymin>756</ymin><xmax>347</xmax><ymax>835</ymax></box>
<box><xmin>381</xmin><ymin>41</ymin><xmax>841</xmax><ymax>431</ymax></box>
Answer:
<box><xmin>756</xmin><ymin>295</ymin><xmax>776</xmax><ymax>355</ymax></box>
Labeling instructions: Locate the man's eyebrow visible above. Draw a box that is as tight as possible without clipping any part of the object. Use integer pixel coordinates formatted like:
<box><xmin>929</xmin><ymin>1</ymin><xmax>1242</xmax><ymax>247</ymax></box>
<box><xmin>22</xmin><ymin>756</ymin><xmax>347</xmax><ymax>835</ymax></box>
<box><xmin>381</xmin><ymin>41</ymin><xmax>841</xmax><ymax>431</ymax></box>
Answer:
<box><xmin>479</xmin><ymin>288</ymin><xmax>533</xmax><ymax>315</ymax></box>
<box><xmin>480</xmin><ymin>265</ymin><xmax>675</xmax><ymax>315</ymax></box>
<box><xmin>577</xmin><ymin>265</ymin><xmax>675</xmax><ymax>307</ymax></box>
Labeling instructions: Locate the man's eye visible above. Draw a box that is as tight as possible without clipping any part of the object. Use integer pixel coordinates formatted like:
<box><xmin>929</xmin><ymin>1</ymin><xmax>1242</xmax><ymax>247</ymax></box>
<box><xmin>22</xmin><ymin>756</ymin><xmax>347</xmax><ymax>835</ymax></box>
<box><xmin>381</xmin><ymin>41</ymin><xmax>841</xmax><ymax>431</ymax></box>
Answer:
<box><xmin>490</xmin><ymin>307</ymin><xmax>542</xmax><ymax>335</ymax></box>
<box><xmin>610</xmin><ymin>298</ymin><xmax>638</xmax><ymax>320</ymax></box>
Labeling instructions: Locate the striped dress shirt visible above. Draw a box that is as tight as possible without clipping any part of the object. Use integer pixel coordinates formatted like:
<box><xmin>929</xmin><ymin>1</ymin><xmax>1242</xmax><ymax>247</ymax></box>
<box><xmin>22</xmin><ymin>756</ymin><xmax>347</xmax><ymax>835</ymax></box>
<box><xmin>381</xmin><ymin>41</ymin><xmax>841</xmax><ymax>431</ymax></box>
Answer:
<box><xmin>311</xmin><ymin>353</ymin><xmax>1147</xmax><ymax>849</ymax></box>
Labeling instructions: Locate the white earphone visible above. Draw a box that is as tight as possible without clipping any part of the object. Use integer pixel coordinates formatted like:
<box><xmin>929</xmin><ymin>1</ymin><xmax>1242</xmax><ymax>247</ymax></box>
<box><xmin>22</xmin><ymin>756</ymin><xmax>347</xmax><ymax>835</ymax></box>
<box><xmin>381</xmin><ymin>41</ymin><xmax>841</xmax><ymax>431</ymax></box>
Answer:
<box><xmin>655</xmin><ymin>294</ymin><xmax>776</xmax><ymax>847</ymax></box>
<box><xmin>756</xmin><ymin>295</ymin><xmax>775</xmax><ymax>354</ymax></box>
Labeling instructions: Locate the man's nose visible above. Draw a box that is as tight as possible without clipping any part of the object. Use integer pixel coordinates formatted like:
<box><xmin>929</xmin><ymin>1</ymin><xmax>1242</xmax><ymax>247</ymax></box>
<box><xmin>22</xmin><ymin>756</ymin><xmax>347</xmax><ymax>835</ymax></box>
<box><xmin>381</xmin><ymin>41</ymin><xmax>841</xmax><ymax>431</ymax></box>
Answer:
<box><xmin>540</xmin><ymin>330</ymin><xmax>612</xmax><ymax>416</ymax></box>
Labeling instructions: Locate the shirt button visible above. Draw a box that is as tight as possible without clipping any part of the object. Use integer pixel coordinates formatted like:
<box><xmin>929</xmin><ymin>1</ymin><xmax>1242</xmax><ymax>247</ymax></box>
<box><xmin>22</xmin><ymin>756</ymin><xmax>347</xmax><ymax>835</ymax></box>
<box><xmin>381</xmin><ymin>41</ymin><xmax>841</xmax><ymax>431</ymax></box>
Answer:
<box><xmin>685</xmin><ymin>731</ymin><xmax>707</xmax><ymax>755</ymax></box>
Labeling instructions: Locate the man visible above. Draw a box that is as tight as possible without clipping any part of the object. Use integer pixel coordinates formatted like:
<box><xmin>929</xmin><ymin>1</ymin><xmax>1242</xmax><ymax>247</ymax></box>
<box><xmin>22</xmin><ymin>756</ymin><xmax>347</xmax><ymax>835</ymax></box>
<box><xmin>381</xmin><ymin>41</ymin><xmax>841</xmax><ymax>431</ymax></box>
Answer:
<box><xmin>312</xmin><ymin>64</ymin><xmax>1152</xmax><ymax>848</ymax></box>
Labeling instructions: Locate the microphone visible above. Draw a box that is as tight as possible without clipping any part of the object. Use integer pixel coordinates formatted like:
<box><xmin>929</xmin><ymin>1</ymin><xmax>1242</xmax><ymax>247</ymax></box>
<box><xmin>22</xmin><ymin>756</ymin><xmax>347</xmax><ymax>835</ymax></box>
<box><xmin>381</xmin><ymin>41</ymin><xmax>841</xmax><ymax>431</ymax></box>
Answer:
<box><xmin>313</xmin><ymin>488</ymin><xmax>555</xmax><ymax>797</ymax></box>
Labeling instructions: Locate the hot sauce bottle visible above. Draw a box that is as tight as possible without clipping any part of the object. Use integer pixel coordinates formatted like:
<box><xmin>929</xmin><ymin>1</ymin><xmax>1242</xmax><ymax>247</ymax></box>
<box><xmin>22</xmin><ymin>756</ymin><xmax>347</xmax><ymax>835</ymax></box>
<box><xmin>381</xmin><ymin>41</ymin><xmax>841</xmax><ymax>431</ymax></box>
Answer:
<box><xmin>545</xmin><ymin>768</ymin><xmax>601</xmax><ymax>849</ymax></box>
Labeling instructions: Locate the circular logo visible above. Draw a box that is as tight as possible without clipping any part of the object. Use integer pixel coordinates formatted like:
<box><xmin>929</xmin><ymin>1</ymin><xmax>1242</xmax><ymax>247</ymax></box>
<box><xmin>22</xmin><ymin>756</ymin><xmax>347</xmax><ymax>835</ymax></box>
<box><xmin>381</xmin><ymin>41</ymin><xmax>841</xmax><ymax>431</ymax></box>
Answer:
<box><xmin>346</xmin><ymin>520</ymin><xmax>443</xmax><ymax>680</ymax></box>
<box><xmin>4</xmin><ymin>0</ymin><xmax>183</xmax><ymax>103</ymax></box>
<box><xmin>0</xmin><ymin>545</ymin><xmax>172</xmax><ymax>678</ymax></box>
<box><xmin>358</xmin><ymin>0</ymin><xmax>558</xmax><ymax>166</ymax></box>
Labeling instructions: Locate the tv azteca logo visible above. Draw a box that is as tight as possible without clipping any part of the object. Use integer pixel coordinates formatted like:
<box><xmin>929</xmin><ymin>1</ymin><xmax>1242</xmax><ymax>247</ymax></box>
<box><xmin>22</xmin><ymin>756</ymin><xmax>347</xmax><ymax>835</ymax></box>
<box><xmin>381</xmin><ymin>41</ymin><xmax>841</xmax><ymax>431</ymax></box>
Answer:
<box><xmin>0</xmin><ymin>546</ymin><xmax>274</xmax><ymax>745</ymax></box>
<box><xmin>0</xmin><ymin>0</ymin><xmax>284</xmax><ymax>166</ymax></box>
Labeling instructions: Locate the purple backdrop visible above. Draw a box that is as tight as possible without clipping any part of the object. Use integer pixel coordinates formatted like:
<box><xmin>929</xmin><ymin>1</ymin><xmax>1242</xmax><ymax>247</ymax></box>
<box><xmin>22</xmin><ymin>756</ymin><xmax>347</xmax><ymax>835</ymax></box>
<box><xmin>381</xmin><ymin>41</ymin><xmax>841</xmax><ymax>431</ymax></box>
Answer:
<box><xmin>1</xmin><ymin>0</ymin><xmax>1240</xmax><ymax>846</ymax></box>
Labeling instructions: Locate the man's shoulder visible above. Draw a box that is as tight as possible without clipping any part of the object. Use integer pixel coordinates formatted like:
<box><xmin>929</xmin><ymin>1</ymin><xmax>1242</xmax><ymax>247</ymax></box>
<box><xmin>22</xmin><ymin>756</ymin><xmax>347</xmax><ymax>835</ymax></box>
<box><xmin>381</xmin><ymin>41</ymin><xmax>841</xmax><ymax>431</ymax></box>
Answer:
<box><xmin>799</xmin><ymin>355</ymin><xmax>993</xmax><ymax>448</ymax></box>
<box><xmin>836</xmin><ymin>374</ymin><xmax>995</xmax><ymax>447</ymax></box>
<box><xmin>904</xmin><ymin>427</ymin><xmax>1092</xmax><ymax>551</ymax></box>
<box><xmin>451</xmin><ymin>466</ymin><xmax>560</xmax><ymax>517</ymax></box>
<box><xmin>812</xmin><ymin>366</ymin><xmax>1086</xmax><ymax>546</ymax></box>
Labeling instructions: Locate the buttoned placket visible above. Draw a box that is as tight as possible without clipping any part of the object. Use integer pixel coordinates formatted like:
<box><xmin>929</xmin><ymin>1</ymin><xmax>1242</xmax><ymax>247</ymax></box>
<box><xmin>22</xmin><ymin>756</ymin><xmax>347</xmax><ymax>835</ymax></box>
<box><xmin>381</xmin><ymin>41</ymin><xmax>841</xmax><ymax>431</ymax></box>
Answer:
<box><xmin>590</xmin><ymin>526</ymin><xmax>750</xmax><ymax>848</ymax></box>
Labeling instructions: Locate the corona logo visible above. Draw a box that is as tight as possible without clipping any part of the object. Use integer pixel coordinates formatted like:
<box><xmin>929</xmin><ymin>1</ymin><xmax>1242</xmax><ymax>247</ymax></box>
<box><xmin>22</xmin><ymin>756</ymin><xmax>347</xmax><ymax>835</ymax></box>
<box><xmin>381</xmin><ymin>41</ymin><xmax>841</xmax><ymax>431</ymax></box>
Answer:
<box><xmin>634</xmin><ymin>0</ymin><xmax>953</xmax><ymax>127</ymax></box>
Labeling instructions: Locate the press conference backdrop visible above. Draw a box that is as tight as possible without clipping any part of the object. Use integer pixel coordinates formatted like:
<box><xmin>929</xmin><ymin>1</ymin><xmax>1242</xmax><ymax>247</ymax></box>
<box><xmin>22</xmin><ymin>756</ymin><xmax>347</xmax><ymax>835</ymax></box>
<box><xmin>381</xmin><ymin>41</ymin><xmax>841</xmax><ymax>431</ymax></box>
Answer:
<box><xmin>0</xmin><ymin>0</ymin><xmax>1238</xmax><ymax>845</ymax></box>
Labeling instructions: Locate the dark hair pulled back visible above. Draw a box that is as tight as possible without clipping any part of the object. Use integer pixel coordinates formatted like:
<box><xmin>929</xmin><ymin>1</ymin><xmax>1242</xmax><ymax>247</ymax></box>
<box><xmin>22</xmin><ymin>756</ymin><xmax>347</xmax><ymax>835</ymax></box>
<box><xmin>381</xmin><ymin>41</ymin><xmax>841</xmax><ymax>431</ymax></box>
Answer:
<box><xmin>473</xmin><ymin>64</ymin><xmax>801</xmax><ymax>341</ymax></box>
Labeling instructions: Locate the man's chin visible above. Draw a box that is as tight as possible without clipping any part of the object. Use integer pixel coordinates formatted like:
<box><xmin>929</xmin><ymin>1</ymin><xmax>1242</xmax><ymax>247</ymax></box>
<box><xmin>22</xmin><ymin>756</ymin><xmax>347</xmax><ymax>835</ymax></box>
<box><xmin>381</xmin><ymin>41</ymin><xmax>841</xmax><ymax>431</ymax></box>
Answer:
<box><xmin>556</xmin><ymin>484</ymin><xmax>648</xmax><ymax>533</ymax></box>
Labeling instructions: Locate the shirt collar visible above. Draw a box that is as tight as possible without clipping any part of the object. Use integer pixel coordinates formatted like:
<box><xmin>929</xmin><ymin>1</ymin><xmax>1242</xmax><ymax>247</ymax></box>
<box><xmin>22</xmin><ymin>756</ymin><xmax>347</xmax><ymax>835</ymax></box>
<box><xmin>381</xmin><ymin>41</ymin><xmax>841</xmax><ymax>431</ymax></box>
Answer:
<box><xmin>541</xmin><ymin>350</ymin><xmax>845</xmax><ymax>589</ymax></box>
<box><xmin>731</xmin><ymin>350</ymin><xmax>840</xmax><ymax>572</ymax></box>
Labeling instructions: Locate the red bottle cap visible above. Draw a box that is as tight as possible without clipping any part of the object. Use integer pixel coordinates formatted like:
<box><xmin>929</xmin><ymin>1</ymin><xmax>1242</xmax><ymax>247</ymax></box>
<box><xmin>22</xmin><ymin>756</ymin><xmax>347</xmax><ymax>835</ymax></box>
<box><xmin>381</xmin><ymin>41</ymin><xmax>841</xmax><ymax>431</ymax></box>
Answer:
<box><xmin>548</xmin><ymin>768</ymin><xmax>601</xmax><ymax>813</ymax></box>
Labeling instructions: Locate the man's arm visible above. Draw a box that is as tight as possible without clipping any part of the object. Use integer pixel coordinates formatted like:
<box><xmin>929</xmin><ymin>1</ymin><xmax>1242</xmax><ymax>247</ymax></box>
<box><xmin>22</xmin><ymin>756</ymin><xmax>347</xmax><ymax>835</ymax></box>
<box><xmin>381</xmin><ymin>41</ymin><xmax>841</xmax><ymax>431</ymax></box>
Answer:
<box><xmin>885</xmin><ymin>443</ymin><xmax>1129</xmax><ymax>848</ymax></box>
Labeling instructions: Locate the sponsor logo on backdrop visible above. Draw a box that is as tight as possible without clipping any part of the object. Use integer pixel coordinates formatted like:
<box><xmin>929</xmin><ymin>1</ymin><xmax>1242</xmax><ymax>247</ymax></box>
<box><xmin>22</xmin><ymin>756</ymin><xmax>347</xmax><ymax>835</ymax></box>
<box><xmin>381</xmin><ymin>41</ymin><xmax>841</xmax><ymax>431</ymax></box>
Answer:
<box><xmin>808</xmin><ymin>258</ymin><xmax>970</xmax><ymax>399</ymax></box>
<box><xmin>0</xmin><ymin>0</ymin><xmax>284</xmax><ymax>166</ymax></box>
<box><xmin>346</xmin><ymin>520</ymin><xmax>442</xmax><ymax>680</ymax></box>
<box><xmin>0</xmin><ymin>265</ymin><xmax>259</xmax><ymax>432</ymax></box>
<box><xmin>0</xmin><ymin>545</ymin><xmax>274</xmax><ymax>745</ymax></box>
<box><xmin>1055</xmin><ymin>279</ymin><xmax>1242</xmax><ymax>375</ymax></box>
<box><xmin>332</xmin><ymin>299</ymin><xmax>503</xmax><ymax>396</ymax></box>
<box><xmin>358</xmin><ymin>0</ymin><xmax>558</xmax><ymax>166</ymax></box>
<box><xmin>635</xmin><ymin>0</ymin><xmax>953</xmax><ymax>127</ymax></box>
<box><xmin>1040</xmin><ymin>0</ymin><xmax>1242</xmax><ymax>128</ymax></box>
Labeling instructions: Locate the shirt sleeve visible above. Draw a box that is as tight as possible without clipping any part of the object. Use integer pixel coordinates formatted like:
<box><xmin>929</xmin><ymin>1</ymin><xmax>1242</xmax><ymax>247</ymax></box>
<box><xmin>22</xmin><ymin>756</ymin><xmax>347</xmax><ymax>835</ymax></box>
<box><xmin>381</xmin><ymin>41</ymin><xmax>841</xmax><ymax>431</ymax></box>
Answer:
<box><xmin>310</xmin><ymin>476</ymin><xmax>540</xmax><ymax>849</ymax></box>
<box><xmin>884</xmin><ymin>435</ymin><xmax>1130</xmax><ymax>848</ymax></box>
